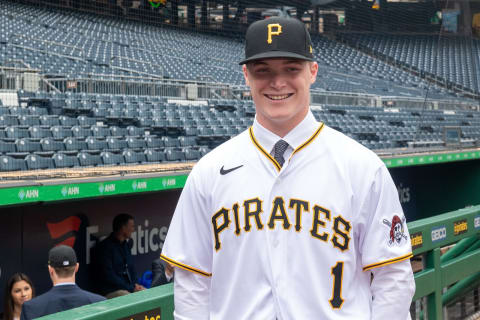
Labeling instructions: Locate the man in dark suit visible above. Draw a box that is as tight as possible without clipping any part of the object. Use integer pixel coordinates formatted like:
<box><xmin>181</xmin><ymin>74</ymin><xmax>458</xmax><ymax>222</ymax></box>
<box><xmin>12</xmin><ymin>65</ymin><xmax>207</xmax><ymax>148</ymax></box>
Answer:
<box><xmin>151</xmin><ymin>258</ymin><xmax>174</xmax><ymax>287</ymax></box>
<box><xmin>21</xmin><ymin>245</ymin><xmax>105</xmax><ymax>320</ymax></box>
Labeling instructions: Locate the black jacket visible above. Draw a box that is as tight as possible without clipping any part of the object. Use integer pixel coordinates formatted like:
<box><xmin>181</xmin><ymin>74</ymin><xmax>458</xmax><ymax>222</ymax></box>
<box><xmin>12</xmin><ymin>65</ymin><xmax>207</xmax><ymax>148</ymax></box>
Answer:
<box><xmin>20</xmin><ymin>284</ymin><xmax>105</xmax><ymax>320</ymax></box>
<box><xmin>151</xmin><ymin>258</ymin><xmax>172</xmax><ymax>287</ymax></box>
<box><xmin>95</xmin><ymin>233</ymin><xmax>138</xmax><ymax>295</ymax></box>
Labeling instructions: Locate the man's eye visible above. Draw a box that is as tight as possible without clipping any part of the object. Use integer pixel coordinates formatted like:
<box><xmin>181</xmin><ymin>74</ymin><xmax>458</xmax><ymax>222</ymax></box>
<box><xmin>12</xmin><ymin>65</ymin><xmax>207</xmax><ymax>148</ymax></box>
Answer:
<box><xmin>287</xmin><ymin>67</ymin><xmax>299</xmax><ymax>72</ymax></box>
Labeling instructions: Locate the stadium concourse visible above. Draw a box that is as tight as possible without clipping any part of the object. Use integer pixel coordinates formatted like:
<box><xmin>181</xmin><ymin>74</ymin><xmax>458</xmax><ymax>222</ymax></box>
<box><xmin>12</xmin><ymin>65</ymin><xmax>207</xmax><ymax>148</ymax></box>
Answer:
<box><xmin>0</xmin><ymin>0</ymin><xmax>480</xmax><ymax>319</ymax></box>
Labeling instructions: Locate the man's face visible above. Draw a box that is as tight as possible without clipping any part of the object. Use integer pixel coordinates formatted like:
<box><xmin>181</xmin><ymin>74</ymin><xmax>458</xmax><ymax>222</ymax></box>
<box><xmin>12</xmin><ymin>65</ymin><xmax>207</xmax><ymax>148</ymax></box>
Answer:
<box><xmin>123</xmin><ymin>219</ymin><xmax>135</xmax><ymax>239</ymax></box>
<box><xmin>243</xmin><ymin>58</ymin><xmax>318</xmax><ymax>136</ymax></box>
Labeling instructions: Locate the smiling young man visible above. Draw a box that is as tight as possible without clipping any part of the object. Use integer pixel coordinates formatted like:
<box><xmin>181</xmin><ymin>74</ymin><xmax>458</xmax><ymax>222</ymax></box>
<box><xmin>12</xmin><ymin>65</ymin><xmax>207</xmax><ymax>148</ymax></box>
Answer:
<box><xmin>161</xmin><ymin>17</ymin><xmax>415</xmax><ymax>320</ymax></box>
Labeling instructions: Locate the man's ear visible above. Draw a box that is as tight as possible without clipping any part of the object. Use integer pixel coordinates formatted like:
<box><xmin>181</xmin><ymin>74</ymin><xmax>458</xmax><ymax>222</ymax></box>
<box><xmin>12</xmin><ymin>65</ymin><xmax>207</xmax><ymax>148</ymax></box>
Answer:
<box><xmin>75</xmin><ymin>263</ymin><xmax>79</xmax><ymax>273</ymax></box>
<box><xmin>309</xmin><ymin>62</ymin><xmax>318</xmax><ymax>84</ymax></box>
<box><xmin>48</xmin><ymin>265</ymin><xmax>54</xmax><ymax>277</ymax></box>
<box><xmin>242</xmin><ymin>64</ymin><xmax>250</xmax><ymax>87</ymax></box>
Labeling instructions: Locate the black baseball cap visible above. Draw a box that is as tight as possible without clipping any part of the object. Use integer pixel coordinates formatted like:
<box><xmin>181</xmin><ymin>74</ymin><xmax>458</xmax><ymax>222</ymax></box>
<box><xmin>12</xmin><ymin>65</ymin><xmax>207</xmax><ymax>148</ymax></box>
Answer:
<box><xmin>48</xmin><ymin>245</ymin><xmax>77</xmax><ymax>268</ymax></box>
<box><xmin>239</xmin><ymin>17</ymin><xmax>314</xmax><ymax>65</ymax></box>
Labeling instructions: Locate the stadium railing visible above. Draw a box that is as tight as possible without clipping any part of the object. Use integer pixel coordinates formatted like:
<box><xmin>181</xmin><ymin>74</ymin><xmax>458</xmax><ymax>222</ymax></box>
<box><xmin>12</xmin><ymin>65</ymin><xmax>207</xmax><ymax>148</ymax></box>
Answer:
<box><xmin>37</xmin><ymin>283</ymin><xmax>174</xmax><ymax>320</ymax></box>
<box><xmin>38</xmin><ymin>205</ymin><xmax>480</xmax><ymax>320</ymax></box>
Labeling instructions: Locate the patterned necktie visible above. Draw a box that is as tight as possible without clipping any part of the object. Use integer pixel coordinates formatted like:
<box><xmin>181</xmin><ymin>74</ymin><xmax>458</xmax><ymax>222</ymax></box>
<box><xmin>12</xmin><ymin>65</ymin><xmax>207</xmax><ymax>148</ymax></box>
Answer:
<box><xmin>273</xmin><ymin>139</ymin><xmax>289</xmax><ymax>168</ymax></box>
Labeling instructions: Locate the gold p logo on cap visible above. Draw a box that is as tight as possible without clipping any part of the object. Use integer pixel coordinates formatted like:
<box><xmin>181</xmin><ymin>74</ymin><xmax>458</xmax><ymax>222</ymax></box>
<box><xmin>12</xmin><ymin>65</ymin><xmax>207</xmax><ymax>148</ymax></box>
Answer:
<box><xmin>267</xmin><ymin>23</ymin><xmax>282</xmax><ymax>44</ymax></box>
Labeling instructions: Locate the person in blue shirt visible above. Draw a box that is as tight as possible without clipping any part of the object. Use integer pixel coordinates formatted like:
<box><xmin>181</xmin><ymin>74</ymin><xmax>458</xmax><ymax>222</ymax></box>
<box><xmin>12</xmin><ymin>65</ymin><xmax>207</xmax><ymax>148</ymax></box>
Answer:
<box><xmin>20</xmin><ymin>245</ymin><xmax>104</xmax><ymax>320</ymax></box>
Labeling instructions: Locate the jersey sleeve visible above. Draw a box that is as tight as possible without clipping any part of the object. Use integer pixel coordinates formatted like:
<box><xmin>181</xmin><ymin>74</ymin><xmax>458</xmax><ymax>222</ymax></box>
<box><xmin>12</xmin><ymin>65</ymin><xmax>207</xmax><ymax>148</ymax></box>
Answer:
<box><xmin>161</xmin><ymin>165</ymin><xmax>213</xmax><ymax>277</ymax></box>
<box><xmin>359</xmin><ymin>164</ymin><xmax>413</xmax><ymax>271</ymax></box>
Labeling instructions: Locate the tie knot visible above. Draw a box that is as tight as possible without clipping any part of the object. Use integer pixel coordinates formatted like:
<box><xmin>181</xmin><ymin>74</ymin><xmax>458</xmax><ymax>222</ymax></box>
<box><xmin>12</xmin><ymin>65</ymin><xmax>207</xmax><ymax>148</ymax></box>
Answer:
<box><xmin>273</xmin><ymin>140</ymin><xmax>289</xmax><ymax>167</ymax></box>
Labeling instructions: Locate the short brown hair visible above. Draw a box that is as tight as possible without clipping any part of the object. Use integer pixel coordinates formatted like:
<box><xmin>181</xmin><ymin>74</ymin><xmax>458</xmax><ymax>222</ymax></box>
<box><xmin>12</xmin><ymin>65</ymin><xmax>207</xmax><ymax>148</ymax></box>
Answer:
<box><xmin>53</xmin><ymin>265</ymin><xmax>76</xmax><ymax>278</ymax></box>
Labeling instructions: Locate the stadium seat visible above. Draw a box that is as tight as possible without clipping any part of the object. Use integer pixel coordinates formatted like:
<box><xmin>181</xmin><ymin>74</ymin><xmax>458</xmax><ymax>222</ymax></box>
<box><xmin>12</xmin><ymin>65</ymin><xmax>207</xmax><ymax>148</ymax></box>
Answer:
<box><xmin>40</xmin><ymin>138</ymin><xmax>65</xmax><ymax>152</ymax></box>
<box><xmin>162</xmin><ymin>137</ymin><xmax>180</xmax><ymax>147</ymax></box>
<box><xmin>40</xmin><ymin>115</ymin><xmax>60</xmax><ymax>126</ymax></box>
<box><xmin>72</xmin><ymin>126</ymin><xmax>92</xmax><ymax>138</ymax></box>
<box><xmin>183</xmin><ymin>147</ymin><xmax>201</xmax><ymax>161</ymax></box>
<box><xmin>6</xmin><ymin>126</ymin><xmax>29</xmax><ymax>139</ymax></box>
<box><xmin>29</xmin><ymin>126</ymin><xmax>52</xmax><ymax>139</ymax></box>
<box><xmin>145</xmin><ymin>136</ymin><xmax>164</xmax><ymax>148</ymax></box>
<box><xmin>123</xmin><ymin>149</ymin><xmax>147</xmax><ymax>164</ymax></box>
<box><xmin>18</xmin><ymin>115</ymin><xmax>40</xmax><ymax>126</ymax></box>
<box><xmin>110</xmin><ymin>126</ymin><xmax>128</xmax><ymax>137</ymax></box>
<box><xmin>64</xmin><ymin>137</ymin><xmax>88</xmax><ymax>152</ymax></box>
<box><xmin>15</xmin><ymin>138</ymin><xmax>42</xmax><ymax>153</ymax></box>
<box><xmin>0</xmin><ymin>155</ymin><xmax>27</xmax><ymax>171</ymax></box>
<box><xmin>53</xmin><ymin>153</ymin><xmax>79</xmax><ymax>168</ymax></box>
<box><xmin>59</xmin><ymin>116</ymin><xmax>78</xmax><ymax>126</ymax></box>
<box><xmin>165</xmin><ymin>148</ymin><xmax>186</xmax><ymax>162</ymax></box>
<box><xmin>179</xmin><ymin>136</ymin><xmax>197</xmax><ymax>147</ymax></box>
<box><xmin>25</xmin><ymin>154</ymin><xmax>54</xmax><ymax>170</ymax></box>
<box><xmin>144</xmin><ymin>149</ymin><xmax>166</xmax><ymax>163</ymax></box>
<box><xmin>106</xmin><ymin>137</ymin><xmax>128</xmax><ymax>150</ymax></box>
<box><xmin>86</xmin><ymin>137</ymin><xmax>109</xmax><ymax>151</ymax></box>
<box><xmin>77</xmin><ymin>152</ymin><xmax>102</xmax><ymax>167</ymax></box>
<box><xmin>91</xmin><ymin>125</ymin><xmax>111</xmax><ymax>137</ymax></box>
<box><xmin>51</xmin><ymin>126</ymin><xmax>73</xmax><ymax>139</ymax></box>
<box><xmin>0</xmin><ymin>141</ymin><xmax>16</xmax><ymax>154</ymax></box>
<box><xmin>101</xmin><ymin>151</ymin><xmax>125</xmax><ymax>165</ymax></box>
<box><xmin>126</xmin><ymin>137</ymin><xmax>147</xmax><ymax>149</ymax></box>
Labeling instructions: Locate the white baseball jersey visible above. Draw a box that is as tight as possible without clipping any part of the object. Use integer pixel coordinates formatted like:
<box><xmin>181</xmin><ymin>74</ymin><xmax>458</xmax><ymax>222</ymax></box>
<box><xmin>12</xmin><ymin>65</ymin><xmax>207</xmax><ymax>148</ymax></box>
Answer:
<box><xmin>162</xmin><ymin>110</ymin><xmax>413</xmax><ymax>319</ymax></box>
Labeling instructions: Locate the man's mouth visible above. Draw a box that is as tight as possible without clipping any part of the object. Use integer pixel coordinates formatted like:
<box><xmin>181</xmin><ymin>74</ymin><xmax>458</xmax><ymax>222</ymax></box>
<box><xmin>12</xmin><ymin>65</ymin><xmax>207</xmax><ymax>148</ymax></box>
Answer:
<box><xmin>264</xmin><ymin>93</ymin><xmax>293</xmax><ymax>100</ymax></box>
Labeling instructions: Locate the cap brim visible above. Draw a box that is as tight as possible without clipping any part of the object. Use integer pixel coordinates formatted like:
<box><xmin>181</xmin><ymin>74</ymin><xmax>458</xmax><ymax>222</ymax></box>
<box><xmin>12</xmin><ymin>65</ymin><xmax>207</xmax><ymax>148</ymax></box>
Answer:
<box><xmin>239</xmin><ymin>51</ymin><xmax>314</xmax><ymax>65</ymax></box>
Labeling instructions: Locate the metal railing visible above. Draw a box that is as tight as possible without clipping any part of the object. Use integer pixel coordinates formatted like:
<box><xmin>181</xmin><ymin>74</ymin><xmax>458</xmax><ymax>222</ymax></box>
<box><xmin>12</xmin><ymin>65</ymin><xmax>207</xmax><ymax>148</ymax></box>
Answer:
<box><xmin>409</xmin><ymin>205</ymin><xmax>480</xmax><ymax>319</ymax></box>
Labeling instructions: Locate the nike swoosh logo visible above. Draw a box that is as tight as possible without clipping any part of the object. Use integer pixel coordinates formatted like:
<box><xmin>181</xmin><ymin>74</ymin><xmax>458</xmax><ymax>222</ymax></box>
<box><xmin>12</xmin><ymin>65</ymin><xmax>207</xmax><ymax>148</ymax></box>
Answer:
<box><xmin>220</xmin><ymin>165</ymin><xmax>243</xmax><ymax>175</ymax></box>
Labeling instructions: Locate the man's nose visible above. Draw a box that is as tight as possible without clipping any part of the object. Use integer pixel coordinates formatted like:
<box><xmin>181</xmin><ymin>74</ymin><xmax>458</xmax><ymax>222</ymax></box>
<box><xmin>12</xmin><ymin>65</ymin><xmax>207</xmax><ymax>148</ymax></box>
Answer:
<box><xmin>269</xmin><ymin>73</ymin><xmax>287</xmax><ymax>89</ymax></box>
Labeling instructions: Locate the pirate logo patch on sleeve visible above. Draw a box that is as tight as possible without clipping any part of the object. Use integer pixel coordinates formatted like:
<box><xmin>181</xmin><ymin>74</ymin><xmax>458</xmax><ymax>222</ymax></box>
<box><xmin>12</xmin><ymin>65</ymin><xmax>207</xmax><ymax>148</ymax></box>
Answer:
<box><xmin>382</xmin><ymin>215</ymin><xmax>407</xmax><ymax>246</ymax></box>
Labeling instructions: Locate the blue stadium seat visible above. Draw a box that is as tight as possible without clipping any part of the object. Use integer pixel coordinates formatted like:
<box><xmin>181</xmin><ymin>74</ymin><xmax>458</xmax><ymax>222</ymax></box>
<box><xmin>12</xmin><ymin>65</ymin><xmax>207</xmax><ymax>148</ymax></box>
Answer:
<box><xmin>144</xmin><ymin>149</ymin><xmax>166</xmax><ymax>163</ymax></box>
<box><xmin>91</xmin><ymin>125</ymin><xmax>111</xmax><ymax>137</ymax></box>
<box><xmin>18</xmin><ymin>115</ymin><xmax>40</xmax><ymax>126</ymax></box>
<box><xmin>0</xmin><ymin>141</ymin><xmax>16</xmax><ymax>154</ymax></box>
<box><xmin>101</xmin><ymin>151</ymin><xmax>125</xmax><ymax>165</ymax></box>
<box><xmin>72</xmin><ymin>126</ymin><xmax>92</xmax><ymax>138</ymax></box>
<box><xmin>126</xmin><ymin>137</ymin><xmax>147</xmax><ymax>149</ymax></box>
<box><xmin>77</xmin><ymin>152</ymin><xmax>102</xmax><ymax>167</ymax></box>
<box><xmin>0</xmin><ymin>155</ymin><xmax>27</xmax><ymax>171</ymax></box>
<box><xmin>145</xmin><ymin>136</ymin><xmax>164</xmax><ymax>148</ymax></box>
<box><xmin>64</xmin><ymin>137</ymin><xmax>88</xmax><ymax>151</ymax></box>
<box><xmin>51</xmin><ymin>126</ymin><xmax>73</xmax><ymax>139</ymax></box>
<box><xmin>123</xmin><ymin>150</ymin><xmax>147</xmax><ymax>164</ymax></box>
<box><xmin>110</xmin><ymin>126</ymin><xmax>128</xmax><ymax>137</ymax></box>
<box><xmin>40</xmin><ymin>138</ymin><xmax>65</xmax><ymax>152</ymax></box>
<box><xmin>183</xmin><ymin>147</ymin><xmax>201</xmax><ymax>161</ymax></box>
<box><xmin>16</xmin><ymin>138</ymin><xmax>42</xmax><ymax>153</ymax></box>
<box><xmin>53</xmin><ymin>153</ymin><xmax>79</xmax><ymax>168</ymax></box>
<box><xmin>59</xmin><ymin>116</ymin><xmax>78</xmax><ymax>126</ymax></box>
<box><xmin>6</xmin><ymin>126</ymin><xmax>29</xmax><ymax>139</ymax></box>
<box><xmin>25</xmin><ymin>154</ymin><xmax>54</xmax><ymax>170</ymax></box>
<box><xmin>86</xmin><ymin>137</ymin><xmax>109</xmax><ymax>151</ymax></box>
<box><xmin>40</xmin><ymin>115</ymin><xmax>60</xmax><ymax>126</ymax></box>
<box><xmin>165</xmin><ymin>148</ymin><xmax>186</xmax><ymax>162</ymax></box>
<box><xmin>29</xmin><ymin>126</ymin><xmax>52</xmax><ymax>139</ymax></box>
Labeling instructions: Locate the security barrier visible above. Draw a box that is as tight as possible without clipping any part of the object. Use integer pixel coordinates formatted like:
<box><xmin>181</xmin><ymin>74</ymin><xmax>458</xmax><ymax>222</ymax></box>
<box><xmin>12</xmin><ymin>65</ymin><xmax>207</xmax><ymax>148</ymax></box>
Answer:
<box><xmin>38</xmin><ymin>205</ymin><xmax>480</xmax><ymax>320</ymax></box>
<box><xmin>37</xmin><ymin>283</ymin><xmax>174</xmax><ymax>320</ymax></box>
<box><xmin>409</xmin><ymin>205</ymin><xmax>480</xmax><ymax>320</ymax></box>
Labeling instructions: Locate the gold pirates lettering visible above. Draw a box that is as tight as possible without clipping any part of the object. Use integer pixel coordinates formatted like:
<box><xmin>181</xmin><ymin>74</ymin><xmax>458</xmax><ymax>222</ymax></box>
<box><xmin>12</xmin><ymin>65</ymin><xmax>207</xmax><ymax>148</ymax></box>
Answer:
<box><xmin>211</xmin><ymin>196</ymin><xmax>352</xmax><ymax>252</ymax></box>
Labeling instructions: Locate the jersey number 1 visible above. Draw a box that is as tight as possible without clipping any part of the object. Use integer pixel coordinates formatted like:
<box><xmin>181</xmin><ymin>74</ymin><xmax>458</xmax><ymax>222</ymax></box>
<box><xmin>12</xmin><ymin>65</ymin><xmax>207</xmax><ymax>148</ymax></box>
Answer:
<box><xmin>330</xmin><ymin>262</ymin><xmax>344</xmax><ymax>309</ymax></box>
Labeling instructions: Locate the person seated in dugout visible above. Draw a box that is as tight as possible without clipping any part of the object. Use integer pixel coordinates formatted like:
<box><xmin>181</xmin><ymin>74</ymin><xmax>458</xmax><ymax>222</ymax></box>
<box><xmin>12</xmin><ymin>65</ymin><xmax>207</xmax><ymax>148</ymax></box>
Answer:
<box><xmin>94</xmin><ymin>213</ymin><xmax>145</xmax><ymax>298</ymax></box>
